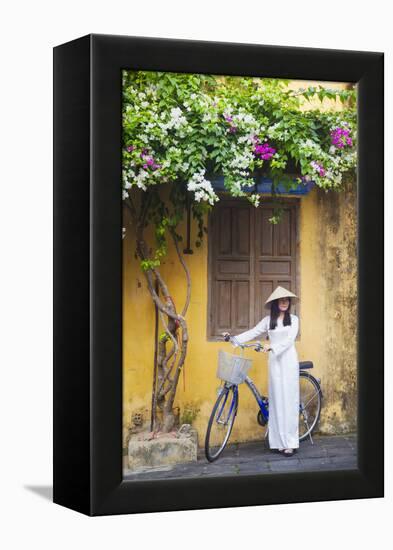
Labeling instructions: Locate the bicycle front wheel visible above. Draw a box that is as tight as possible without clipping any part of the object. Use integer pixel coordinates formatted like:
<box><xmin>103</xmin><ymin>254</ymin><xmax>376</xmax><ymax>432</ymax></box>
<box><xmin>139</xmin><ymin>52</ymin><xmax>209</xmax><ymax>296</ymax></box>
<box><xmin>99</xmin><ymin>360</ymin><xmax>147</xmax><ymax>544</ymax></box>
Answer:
<box><xmin>299</xmin><ymin>372</ymin><xmax>322</xmax><ymax>441</ymax></box>
<box><xmin>205</xmin><ymin>385</ymin><xmax>238</xmax><ymax>462</ymax></box>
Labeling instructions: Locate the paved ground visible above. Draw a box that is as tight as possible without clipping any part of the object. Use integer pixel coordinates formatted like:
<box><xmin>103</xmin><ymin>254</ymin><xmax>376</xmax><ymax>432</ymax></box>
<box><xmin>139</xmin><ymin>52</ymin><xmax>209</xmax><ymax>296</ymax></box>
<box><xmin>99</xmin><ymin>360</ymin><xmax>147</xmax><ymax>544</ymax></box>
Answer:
<box><xmin>123</xmin><ymin>433</ymin><xmax>357</xmax><ymax>480</ymax></box>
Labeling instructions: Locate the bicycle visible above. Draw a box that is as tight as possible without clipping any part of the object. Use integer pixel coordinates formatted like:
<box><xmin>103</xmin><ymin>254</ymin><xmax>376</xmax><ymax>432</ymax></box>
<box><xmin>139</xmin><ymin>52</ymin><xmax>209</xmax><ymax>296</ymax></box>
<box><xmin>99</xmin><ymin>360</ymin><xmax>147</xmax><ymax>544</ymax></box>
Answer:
<box><xmin>204</xmin><ymin>335</ymin><xmax>323</xmax><ymax>462</ymax></box>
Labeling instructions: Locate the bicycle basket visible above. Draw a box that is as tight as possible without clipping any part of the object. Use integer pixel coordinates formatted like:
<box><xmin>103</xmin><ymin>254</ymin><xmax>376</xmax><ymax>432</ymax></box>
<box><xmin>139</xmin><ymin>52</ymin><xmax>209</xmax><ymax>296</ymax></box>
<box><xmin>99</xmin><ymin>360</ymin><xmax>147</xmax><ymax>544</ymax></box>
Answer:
<box><xmin>217</xmin><ymin>349</ymin><xmax>252</xmax><ymax>384</ymax></box>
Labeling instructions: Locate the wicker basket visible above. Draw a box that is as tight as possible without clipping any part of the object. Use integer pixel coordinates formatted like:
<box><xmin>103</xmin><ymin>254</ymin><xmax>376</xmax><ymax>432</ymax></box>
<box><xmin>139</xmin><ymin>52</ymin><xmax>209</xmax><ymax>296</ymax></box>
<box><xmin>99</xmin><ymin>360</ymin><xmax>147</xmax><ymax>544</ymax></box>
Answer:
<box><xmin>216</xmin><ymin>349</ymin><xmax>252</xmax><ymax>384</ymax></box>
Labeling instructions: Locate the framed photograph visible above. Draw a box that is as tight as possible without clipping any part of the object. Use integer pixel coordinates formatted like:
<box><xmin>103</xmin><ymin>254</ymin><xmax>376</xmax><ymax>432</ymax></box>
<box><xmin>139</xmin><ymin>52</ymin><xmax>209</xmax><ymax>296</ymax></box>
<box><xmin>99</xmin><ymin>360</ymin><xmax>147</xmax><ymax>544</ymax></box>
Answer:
<box><xmin>53</xmin><ymin>34</ymin><xmax>383</xmax><ymax>516</ymax></box>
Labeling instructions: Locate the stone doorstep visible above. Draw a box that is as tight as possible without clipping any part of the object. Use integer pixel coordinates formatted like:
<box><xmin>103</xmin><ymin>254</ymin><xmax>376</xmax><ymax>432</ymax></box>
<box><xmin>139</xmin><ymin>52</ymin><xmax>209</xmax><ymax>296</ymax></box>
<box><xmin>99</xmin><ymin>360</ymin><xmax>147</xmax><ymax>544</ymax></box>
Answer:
<box><xmin>128</xmin><ymin>428</ymin><xmax>198</xmax><ymax>473</ymax></box>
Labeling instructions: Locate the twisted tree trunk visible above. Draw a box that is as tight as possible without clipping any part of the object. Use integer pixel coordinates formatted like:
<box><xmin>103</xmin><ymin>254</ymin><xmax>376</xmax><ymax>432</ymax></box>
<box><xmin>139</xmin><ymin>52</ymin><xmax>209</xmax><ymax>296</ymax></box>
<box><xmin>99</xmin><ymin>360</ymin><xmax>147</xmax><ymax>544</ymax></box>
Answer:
<box><xmin>125</xmin><ymin>195</ymin><xmax>191</xmax><ymax>432</ymax></box>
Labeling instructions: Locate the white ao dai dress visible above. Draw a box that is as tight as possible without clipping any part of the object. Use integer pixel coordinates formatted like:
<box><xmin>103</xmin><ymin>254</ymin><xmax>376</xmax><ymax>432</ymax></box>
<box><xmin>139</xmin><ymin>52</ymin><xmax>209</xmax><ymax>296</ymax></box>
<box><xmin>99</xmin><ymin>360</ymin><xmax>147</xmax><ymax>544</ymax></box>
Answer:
<box><xmin>233</xmin><ymin>314</ymin><xmax>300</xmax><ymax>449</ymax></box>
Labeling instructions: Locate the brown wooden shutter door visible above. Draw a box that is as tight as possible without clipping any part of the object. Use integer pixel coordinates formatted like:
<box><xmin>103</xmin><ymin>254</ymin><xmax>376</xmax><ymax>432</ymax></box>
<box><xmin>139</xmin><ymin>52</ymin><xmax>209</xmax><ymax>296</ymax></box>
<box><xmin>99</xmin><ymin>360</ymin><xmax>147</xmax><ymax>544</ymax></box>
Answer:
<box><xmin>254</xmin><ymin>203</ymin><xmax>298</xmax><ymax>322</ymax></box>
<box><xmin>209</xmin><ymin>200</ymin><xmax>254</xmax><ymax>337</ymax></box>
<box><xmin>209</xmin><ymin>199</ymin><xmax>298</xmax><ymax>339</ymax></box>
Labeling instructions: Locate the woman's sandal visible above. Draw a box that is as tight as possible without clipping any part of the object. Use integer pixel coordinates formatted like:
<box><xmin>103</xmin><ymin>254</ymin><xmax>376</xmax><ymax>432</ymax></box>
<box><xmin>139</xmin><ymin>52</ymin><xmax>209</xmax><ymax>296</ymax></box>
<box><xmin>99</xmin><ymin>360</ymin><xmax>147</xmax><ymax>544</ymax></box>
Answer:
<box><xmin>282</xmin><ymin>448</ymin><xmax>294</xmax><ymax>457</ymax></box>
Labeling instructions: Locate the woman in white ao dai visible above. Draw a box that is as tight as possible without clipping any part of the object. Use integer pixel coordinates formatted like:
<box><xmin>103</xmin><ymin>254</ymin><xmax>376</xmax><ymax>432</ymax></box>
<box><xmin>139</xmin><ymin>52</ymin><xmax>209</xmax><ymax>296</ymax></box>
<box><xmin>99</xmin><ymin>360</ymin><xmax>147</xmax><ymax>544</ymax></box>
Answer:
<box><xmin>231</xmin><ymin>288</ymin><xmax>300</xmax><ymax>456</ymax></box>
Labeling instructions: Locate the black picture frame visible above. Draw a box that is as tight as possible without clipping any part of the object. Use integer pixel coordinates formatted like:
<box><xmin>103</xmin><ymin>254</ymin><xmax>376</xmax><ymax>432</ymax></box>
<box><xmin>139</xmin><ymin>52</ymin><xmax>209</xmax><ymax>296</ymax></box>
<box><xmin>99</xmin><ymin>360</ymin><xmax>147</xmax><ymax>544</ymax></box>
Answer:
<box><xmin>53</xmin><ymin>34</ymin><xmax>384</xmax><ymax>516</ymax></box>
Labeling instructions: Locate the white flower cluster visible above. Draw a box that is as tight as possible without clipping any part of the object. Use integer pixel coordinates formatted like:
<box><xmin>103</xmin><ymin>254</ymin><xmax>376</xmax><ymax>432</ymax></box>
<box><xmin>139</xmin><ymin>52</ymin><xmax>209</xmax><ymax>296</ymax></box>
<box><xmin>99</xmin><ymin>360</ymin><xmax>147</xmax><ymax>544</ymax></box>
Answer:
<box><xmin>227</xmin><ymin>148</ymin><xmax>254</xmax><ymax>170</ymax></box>
<box><xmin>266</xmin><ymin>122</ymin><xmax>289</xmax><ymax>141</ymax></box>
<box><xmin>231</xmin><ymin>177</ymin><xmax>256</xmax><ymax>195</ymax></box>
<box><xmin>303</xmin><ymin>139</ymin><xmax>321</xmax><ymax>152</ymax></box>
<box><xmin>187</xmin><ymin>170</ymin><xmax>219</xmax><ymax>205</ymax></box>
<box><xmin>159</xmin><ymin>107</ymin><xmax>188</xmax><ymax>132</ymax></box>
<box><xmin>122</xmin><ymin>169</ymin><xmax>133</xmax><ymax>200</ymax></box>
<box><xmin>122</xmin><ymin>169</ymin><xmax>133</xmax><ymax>189</ymax></box>
<box><xmin>122</xmin><ymin>167</ymin><xmax>150</xmax><ymax>196</ymax></box>
<box><xmin>248</xmin><ymin>194</ymin><xmax>261</xmax><ymax>207</ymax></box>
<box><xmin>237</xmin><ymin>132</ymin><xmax>257</xmax><ymax>145</ymax></box>
<box><xmin>202</xmin><ymin>112</ymin><xmax>217</xmax><ymax>123</ymax></box>
<box><xmin>133</xmin><ymin>169</ymin><xmax>150</xmax><ymax>191</ymax></box>
<box><xmin>228</xmin><ymin>180</ymin><xmax>245</xmax><ymax>194</ymax></box>
<box><xmin>233</xmin><ymin>111</ymin><xmax>257</xmax><ymax>126</ymax></box>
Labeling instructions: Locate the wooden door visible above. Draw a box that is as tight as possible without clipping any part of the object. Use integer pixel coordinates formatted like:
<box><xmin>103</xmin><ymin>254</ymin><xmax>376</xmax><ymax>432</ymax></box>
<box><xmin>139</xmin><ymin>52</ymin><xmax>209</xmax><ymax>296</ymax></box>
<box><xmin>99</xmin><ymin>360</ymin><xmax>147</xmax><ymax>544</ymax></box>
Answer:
<box><xmin>208</xmin><ymin>198</ymin><xmax>299</xmax><ymax>339</ymax></box>
<box><xmin>208</xmin><ymin>199</ymin><xmax>255</xmax><ymax>337</ymax></box>
<box><xmin>254</xmin><ymin>203</ymin><xmax>298</xmax><ymax>323</ymax></box>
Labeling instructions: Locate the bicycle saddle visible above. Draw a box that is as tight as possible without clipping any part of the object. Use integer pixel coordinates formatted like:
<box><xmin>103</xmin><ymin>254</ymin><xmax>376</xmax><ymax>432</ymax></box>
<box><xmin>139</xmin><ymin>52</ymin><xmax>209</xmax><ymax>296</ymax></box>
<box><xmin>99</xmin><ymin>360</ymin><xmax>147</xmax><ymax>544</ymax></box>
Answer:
<box><xmin>299</xmin><ymin>361</ymin><xmax>313</xmax><ymax>369</ymax></box>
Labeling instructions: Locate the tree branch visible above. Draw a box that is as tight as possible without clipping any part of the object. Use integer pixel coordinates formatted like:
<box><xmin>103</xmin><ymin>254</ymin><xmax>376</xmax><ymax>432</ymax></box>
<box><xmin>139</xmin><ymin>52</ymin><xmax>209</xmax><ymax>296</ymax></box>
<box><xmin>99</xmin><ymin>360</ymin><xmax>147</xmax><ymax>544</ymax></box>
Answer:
<box><xmin>156</xmin><ymin>312</ymin><xmax>179</xmax><ymax>399</ymax></box>
<box><xmin>170</xmin><ymin>230</ymin><xmax>191</xmax><ymax>317</ymax></box>
<box><xmin>124</xmin><ymin>196</ymin><xmax>137</xmax><ymax>221</ymax></box>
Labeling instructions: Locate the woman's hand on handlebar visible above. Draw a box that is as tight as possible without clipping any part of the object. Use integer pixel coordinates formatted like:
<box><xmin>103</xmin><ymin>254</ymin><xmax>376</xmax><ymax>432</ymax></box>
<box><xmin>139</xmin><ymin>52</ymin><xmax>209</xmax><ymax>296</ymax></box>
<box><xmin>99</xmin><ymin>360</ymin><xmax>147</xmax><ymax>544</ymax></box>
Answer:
<box><xmin>256</xmin><ymin>343</ymin><xmax>271</xmax><ymax>353</ymax></box>
<box><xmin>221</xmin><ymin>333</ymin><xmax>270</xmax><ymax>352</ymax></box>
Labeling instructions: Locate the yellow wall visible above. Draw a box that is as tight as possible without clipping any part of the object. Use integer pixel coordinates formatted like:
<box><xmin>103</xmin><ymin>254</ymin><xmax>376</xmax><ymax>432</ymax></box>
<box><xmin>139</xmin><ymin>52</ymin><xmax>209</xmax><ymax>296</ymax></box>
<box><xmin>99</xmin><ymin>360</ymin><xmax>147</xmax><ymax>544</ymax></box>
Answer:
<box><xmin>122</xmin><ymin>179</ymin><xmax>357</xmax><ymax>448</ymax></box>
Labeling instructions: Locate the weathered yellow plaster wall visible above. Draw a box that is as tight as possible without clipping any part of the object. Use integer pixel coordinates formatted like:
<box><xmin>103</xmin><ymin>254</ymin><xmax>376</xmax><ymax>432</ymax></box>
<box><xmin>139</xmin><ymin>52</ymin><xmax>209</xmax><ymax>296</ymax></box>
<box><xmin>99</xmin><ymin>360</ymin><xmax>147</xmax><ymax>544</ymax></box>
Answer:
<box><xmin>313</xmin><ymin>178</ymin><xmax>358</xmax><ymax>433</ymax></box>
<box><xmin>123</xmin><ymin>179</ymin><xmax>357</xmax><ymax>448</ymax></box>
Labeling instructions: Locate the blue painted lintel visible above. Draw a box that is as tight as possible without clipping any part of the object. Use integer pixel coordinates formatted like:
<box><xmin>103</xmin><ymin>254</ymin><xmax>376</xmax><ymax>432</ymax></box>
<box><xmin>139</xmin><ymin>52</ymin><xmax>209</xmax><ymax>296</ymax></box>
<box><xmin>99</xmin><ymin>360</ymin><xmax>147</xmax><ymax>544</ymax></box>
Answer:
<box><xmin>210</xmin><ymin>176</ymin><xmax>315</xmax><ymax>195</ymax></box>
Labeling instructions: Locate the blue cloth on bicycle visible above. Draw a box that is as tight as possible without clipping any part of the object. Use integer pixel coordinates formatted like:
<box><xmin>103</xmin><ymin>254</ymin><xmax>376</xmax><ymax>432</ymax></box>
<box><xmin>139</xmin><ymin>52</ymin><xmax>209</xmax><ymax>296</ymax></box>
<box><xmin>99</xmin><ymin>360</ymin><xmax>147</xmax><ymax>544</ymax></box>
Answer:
<box><xmin>233</xmin><ymin>314</ymin><xmax>300</xmax><ymax>450</ymax></box>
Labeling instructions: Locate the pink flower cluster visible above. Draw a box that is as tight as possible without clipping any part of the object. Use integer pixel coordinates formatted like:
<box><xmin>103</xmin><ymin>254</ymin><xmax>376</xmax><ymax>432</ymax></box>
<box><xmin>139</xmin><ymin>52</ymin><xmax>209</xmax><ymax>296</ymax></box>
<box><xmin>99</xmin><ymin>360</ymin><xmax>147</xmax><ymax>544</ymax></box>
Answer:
<box><xmin>141</xmin><ymin>155</ymin><xmax>161</xmax><ymax>170</ymax></box>
<box><xmin>253</xmin><ymin>137</ymin><xmax>276</xmax><ymax>160</ymax></box>
<box><xmin>310</xmin><ymin>160</ymin><xmax>326</xmax><ymax>177</ymax></box>
<box><xmin>330</xmin><ymin>127</ymin><xmax>353</xmax><ymax>148</ymax></box>
<box><xmin>224</xmin><ymin>114</ymin><xmax>237</xmax><ymax>133</ymax></box>
<box><xmin>126</xmin><ymin>145</ymin><xmax>161</xmax><ymax>170</ymax></box>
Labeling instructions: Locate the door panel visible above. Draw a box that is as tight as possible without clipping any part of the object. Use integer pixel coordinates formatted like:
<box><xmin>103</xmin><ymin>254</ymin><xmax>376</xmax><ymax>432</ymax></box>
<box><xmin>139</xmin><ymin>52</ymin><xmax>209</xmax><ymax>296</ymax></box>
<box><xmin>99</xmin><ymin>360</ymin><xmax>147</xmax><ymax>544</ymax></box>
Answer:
<box><xmin>209</xmin><ymin>199</ymin><xmax>298</xmax><ymax>338</ymax></box>
<box><xmin>210</xmin><ymin>201</ymin><xmax>254</xmax><ymax>336</ymax></box>
<box><xmin>255</xmin><ymin>203</ymin><xmax>298</xmax><ymax>323</ymax></box>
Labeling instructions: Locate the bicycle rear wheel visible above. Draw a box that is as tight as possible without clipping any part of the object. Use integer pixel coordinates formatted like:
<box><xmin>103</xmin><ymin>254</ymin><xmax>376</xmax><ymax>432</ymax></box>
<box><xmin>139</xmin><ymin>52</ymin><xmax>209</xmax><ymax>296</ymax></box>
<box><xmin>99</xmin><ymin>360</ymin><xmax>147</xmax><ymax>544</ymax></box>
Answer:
<box><xmin>299</xmin><ymin>372</ymin><xmax>322</xmax><ymax>441</ymax></box>
<box><xmin>205</xmin><ymin>385</ymin><xmax>238</xmax><ymax>462</ymax></box>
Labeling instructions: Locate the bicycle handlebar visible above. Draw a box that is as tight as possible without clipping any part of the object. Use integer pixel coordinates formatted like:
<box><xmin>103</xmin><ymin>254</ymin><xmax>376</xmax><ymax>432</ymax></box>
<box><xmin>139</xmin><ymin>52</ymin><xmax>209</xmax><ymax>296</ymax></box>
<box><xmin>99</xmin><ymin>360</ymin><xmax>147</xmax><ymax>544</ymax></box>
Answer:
<box><xmin>221</xmin><ymin>333</ymin><xmax>264</xmax><ymax>352</ymax></box>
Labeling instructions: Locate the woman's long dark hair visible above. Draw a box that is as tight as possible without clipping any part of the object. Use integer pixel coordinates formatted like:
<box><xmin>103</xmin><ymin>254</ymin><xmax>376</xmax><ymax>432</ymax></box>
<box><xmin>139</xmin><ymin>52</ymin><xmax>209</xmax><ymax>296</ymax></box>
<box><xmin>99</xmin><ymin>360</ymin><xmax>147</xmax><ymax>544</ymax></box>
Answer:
<box><xmin>269</xmin><ymin>298</ymin><xmax>292</xmax><ymax>330</ymax></box>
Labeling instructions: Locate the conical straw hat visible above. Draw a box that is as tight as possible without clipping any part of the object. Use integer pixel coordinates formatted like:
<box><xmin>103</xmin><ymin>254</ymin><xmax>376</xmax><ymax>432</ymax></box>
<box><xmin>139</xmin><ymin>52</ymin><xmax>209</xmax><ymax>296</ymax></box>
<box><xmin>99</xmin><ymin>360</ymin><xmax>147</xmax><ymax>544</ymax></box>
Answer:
<box><xmin>265</xmin><ymin>286</ymin><xmax>298</xmax><ymax>309</ymax></box>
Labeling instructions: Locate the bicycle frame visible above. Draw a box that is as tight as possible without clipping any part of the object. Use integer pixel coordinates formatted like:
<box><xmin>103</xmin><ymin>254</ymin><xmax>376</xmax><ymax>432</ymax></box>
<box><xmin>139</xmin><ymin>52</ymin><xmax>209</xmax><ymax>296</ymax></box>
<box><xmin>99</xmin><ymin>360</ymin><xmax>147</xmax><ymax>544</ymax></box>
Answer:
<box><xmin>228</xmin><ymin>373</ymin><xmax>321</xmax><ymax>423</ymax></box>
<box><xmin>228</xmin><ymin>338</ymin><xmax>269</xmax><ymax>418</ymax></box>
<box><xmin>216</xmin><ymin>384</ymin><xmax>238</xmax><ymax>424</ymax></box>
<box><xmin>221</xmin><ymin>376</ymin><xmax>268</xmax><ymax>421</ymax></box>
<box><xmin>244</xmin><ymin>376</ymin><xmax>269</xmax><ymax>420</ymax></box>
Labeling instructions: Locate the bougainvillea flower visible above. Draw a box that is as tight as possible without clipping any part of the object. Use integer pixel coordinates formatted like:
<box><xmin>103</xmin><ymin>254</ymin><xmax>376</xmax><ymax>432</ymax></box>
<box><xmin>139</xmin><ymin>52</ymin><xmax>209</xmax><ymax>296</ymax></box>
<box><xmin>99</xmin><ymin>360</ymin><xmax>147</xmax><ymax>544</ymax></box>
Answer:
<box><xmin>141</xmin><ymin>156</ymin><xmax>158</xmax><ymax>170</ymax></box>
<box><xmin>330</xmin><ymin>127</ymin><xmax>353</xmax><ymax>149</ymax></box>
<box><xmin>254</xmin><ymin>142</ymin><xmax>276</xmax><ymax>160</ymax></box>
<box><xmin>126</xmin><ymin>145</ymin><xmax>135</xmax><ymax>152</ymax></box>
<box><xmin>310</xmin><ymin>160</ymin><xmax>326</xmax><ymax>177</ymax></box>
